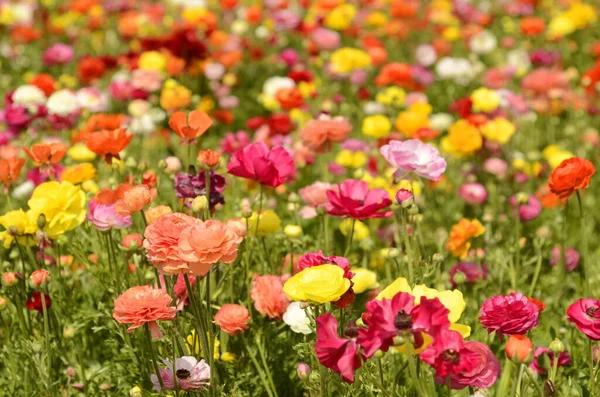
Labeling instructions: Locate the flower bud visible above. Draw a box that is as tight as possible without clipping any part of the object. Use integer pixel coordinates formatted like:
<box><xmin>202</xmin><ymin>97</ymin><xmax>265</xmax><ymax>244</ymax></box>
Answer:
<box><xmin>297</xmin><ymin>363</ymin><xmax>311</xmax><ymax>380</ymax></box>
<box><xmin>64</xmin><ymin>326</ymin><xmax>75</xmax><ymax>339</ymax></box>
<box><xmin>144</xmin><ymin>270</ymin><xmax>156</xmax><ymax>281</ymax></box>
<box><xmin>164</xmin><ymin>156</ymin><xmax>182</xmax><ymax>174</ymax></box>
<box><xmin>37</xmin><ymin>214</ymin><xmax>46</xmax><ymax>230</ymax></box>
<box><xmin>549</xmin><ymin>338</ymin><xmax>565</xmax><ymax>354</ymax></box>
<box><xmin>30</xmin><ymin>269</ymin><xmax>50</xmax><ymax>288</ymax></box>
<box><xmin>122</xmin><ymin>233</ymin><xmax>143</xmax><ymax>250</ymax></box>
<box><xmin>99</xmin><ymin>384</ymin><xmax>112</xmax><ymax>391</ymax></box>
<box><xmin>192</xmin><ymin>196</ymin><xmax>208</xmax><ymax>212</ymax></box>
<box><xmin>432</xmin><ymin>253</ymin><xmax>444</xmax><ymax>263</ymax></box>
<box><xmin>0</xmin><ymin>296</ymin><xmax>7</xmax><ymax>311</ymax></box>
<box><xmin>125</xmin><ymin>157</ymin><xmax>137</xmax><ymax>169</ymax></box>
<box><xmin>198</xmin><ymin>150</ymin><xmax>221</xmax><ymax>168</ymax></box>
<box><xmin>516</xmin><ymin>192</ymin><xmax>529</xmax><ymax>205</ymax></box>
<box><xmin>129</xmin><ymin>386</ymin><xmax>143</xmax><ymax>397</ymax></box>
<box><xmin>66</xmin><ymin>366</ymin><xmax>77</xmax><ymax>378</ymax></box>
<box><xmin>506</xmin><ymin>335</ymin><xmax>534</xmax><ymax>364</ymax></box>
<box><xmin>395</xmin><ymin>189</ymin><xmax>413</xmax><ymax>205</ymax></box>
<box><xmin>387</xmin><ymin>248</ymin><xmax>400</xmax><ymax>259</ymax></box>
<box><xmin>407</xmin><ymin>204</ymin><xmax>419</xmax><ymax>215</ymax></box>
<box><xmin>284</xmin><ymin>225</ymin><xmax>302</xmax><ymax>238</ymax></box>
<box><xmin>1</xmin><ymin>272</ymin><xmax>18</xmax><ymax>287</ymax></box>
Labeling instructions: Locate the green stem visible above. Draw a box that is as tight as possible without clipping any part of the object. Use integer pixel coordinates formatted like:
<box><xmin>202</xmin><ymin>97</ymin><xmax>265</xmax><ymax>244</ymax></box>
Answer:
<box><xmin>242</xmin><ymin>336</ymin><xmax>275</xmax><ymax>397</ymax></box>
<box><xmin>511</xmin><ymin>363</ymin><xmax>525</xmax><ymax>397</ymax></box>
<box><xmin>528</xmin><ymin>248</ymin><xmax>543</xmax><ymax>297</ymax></box>
<box><xmin>406</xmin><ymin>342</ymin><xmax>426</xmax><ymax>397</ymax></box>
<box><xmin>576</xmin><ymin>191</ymin><xmax>591</xmax><ymax>297</ymax></box>
<box><xmin>40</xmin><ymin>292</ymin><xmax>53</xmax><ymax>396</ymax></box>
<box><xmin>524</xmin><ymin>368</ymin><xmax>543</xmax><ymax>397</ymax></box>
<box><xmin>343</xmin><ymin>218</ymin><xmax>356</xmax><ymax>257</ymax></box>
<box><xmin>400</xmin><ymin>211</ymin><xmax>414</xmax><ymax>284</ymax></box>
<box><xmin>256</xmin><ymin>334</ymin><xmax>278</xmax><ymax>397</ymax></box>
<box><xmin>144</xmin><ymin>323</ymin><xmax>167</xmax><ymax>392</ymax></box>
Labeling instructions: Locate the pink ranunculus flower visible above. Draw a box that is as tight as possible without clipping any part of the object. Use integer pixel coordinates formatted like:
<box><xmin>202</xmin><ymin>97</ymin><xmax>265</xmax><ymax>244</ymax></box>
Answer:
<box><xmin>567</xmin><ymin>298</ymin><xmax>600</xmax><ymax>340</ymax></box>
<box><xmin>311</xmin><ymin>28</ymin><xmax>340</xmax><ymax>51</ymax></box>
<box><xmin>445</xmin><ymin>341</ymin><xmax>501</xmax><ymax>389</ymax></box>
<box><xmin>143</xmin><ymin>213</ymin><xmax>197</xmax><ymax>273</ymax></box>
<box><xmin>112</xmin><ymin>285</ymin><xmax>177</xmax><ymax>338</ymax></box>
<box><xmin>298</xmin><ymin>182</ymin><xmax>335</xmax><ymax>219</ymax></box>
<box><xmin>214</xmin><ymin>304</ymin><xmax>250</xmax><ymax>336</ymax></box>
<box><xmin>420</xmin><ymin>329</ymin><xmax>478</xmax><ymax>377</ymax></box>
<box><xmin>250</xmin><ymin>274</ymin><xmax>290</xmax><ymax>319</ymax></box>
<box><xmin>483</xmin><ymin>157</ymin><xmax>508</xmax><ymax>178</ymax></box>
<box><xmin>227</xmin><ymin>142</ymin><xmax>296</xmax><ymax>187</ymax></box>
<box><xmin>151</xmin><ymin>356</ymin><xmax>210</xmax><ymax>392</ymax></box>
<box><xmin>380</xmin><ymin>140</ymin><xmax>447</xmax><ymax>181</ymax></box>
<box><xmin>509</xmin><ymin>194</ymin><xmax>542</xmax><ymax>222</ymax></box>
<box><xmin>325</xmin><ymin>179</ymin><xmax>392</xmax><ymax>220</ymax></box>
<box><xmin>87</xmin><ymin>199</ymin><xmax>132</xmax><ymax>231</ymax></box>
<box><xmin>449</xmin><ymin>262</ymin><xmax>488</xmax><ymax>288</ymax></box>
<box><xmin>177</xmin><ymin>220</ymin><xmax>243</xmax><ymax>277</ymax></box>
<box><xmin>530</xmin><ymin>348</ymin><xmax>571</xmax><ymax>375</ymax></box>
<box><xmin>131</xmin><ymin>69</ymin><xmax>163</xmax><ymax>92</ymax></box>
<box><xmin>549</xmin><ymin>246</ymin><xmax>579</xmax><ymax>272</ymax></box>
<box><xmin>315</xmin><ymin>313</ymin><xmax>363</xmax><ymax>383</ymax></box>
<box><xmin>458</xmin><ymin>183</ymin><xmax>487</xmax><ymax>205</ymax></box>
<box><xmin>479</xmin><ymin>292</ymin><xmax>540</xmax><ymax>337</ymax></box>
<box><xmin>42</xmin><ymin>44</ymin><xmax>74</xmax><ymax>66</ymax></box>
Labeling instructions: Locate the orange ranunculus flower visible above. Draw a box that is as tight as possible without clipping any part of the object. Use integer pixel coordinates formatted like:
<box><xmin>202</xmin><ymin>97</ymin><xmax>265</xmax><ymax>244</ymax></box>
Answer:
<box><xmin>0</xmin><ymin>157</ymin><xmax>25</xmax><ymax>190</ymax></box>
<box><xmin>446</xmin><ymin>218</ymin><xmax>486</xmax><ymax>259</ymax></box>
<box><xmin>85</xmin><ymin>128</ymin><xmax>133</xmax><ymax>163</ymax></box>
<box><xmin>536</xmin><ymin>184</ymin><xmax>564</xmax><ymax>209</ymax></box>
<box><xmin>77</xmin><ymin>57</ymin><xmax>106</xmax><ymax>84</ymax></box>
<box><xmin>93</xmin><ymin>183</ymin><xmax>133</xmax><ymax>205</ymax></box>
<box><xmin>548</xmin><ymin>157</ymin><xmax>596</xmax><ymax>200</ymax></box>
<box><xmin>168</xmin><ymin>110</ymin><xmax>213</xmax><ymax>143</ymax></box>
<box><xmin>29</xmin><ymin>74</ymin><xmax>56</xmax><ymax>97</ymax></box>
<box><xmin>276</xmin><ymin>87</ymin><xmax>304</xmax><ymax>110</ymax></box>
<box><xmin>198</xmin><ymin>149</ymin><xmax>221</xmax><ymax>168</ymax></box>
<box><xmin>505</xmin><ymin>335</ymin><xmax>534</xmax><ymax>364</ymax></box>
<box><xmin>74</xmin><ymin>114</ymin><xmax>128</xmax><ymax>143</ymax></box>
<box><xmin>24</xmin><ymin>143</ymin><xmax>68</xmax><ymax>166</ymax></box>
<box><xmin>115</xmin><ymin>184</ymin><xmax>158</xmax><ymax>216</ymax></box>
<box><xmin>520</xmin><ymin>17</ymin><xmax>545</xmax><ymax>36</ymax></box>
<box><xmin>375</xmin><ymin>62</ymin><xmax>413</xmax><ymax>87</ymax></box>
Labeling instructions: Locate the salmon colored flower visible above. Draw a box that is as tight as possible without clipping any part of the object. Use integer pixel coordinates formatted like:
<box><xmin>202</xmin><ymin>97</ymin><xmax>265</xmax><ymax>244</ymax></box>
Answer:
<box><xmin>169</xmin><ymin>110</ymin><xmax>213</xmax><ymax>143</ymax></box>
<box><xmin>177</xmin><ymin>220</ymin><xmax>242</xmax><ymax>276</ymax></box>
<box><xmin>0</xmin><ymin>157</ymin><xmax>25</xmax><ymax>191</ymax></box>
<box><xmin>548</xmin><ymin>157</ymin><xmax>595</xmax><ymax>200</ymax></box>
<box><xmin>114</xmin><ymin>184</ymin><xmax>158</xmax><ymax>216</ymax></box>
<box><xmin>505</xmin><ymin>335</ymin><xmax>534</xmax><ymax>363</ymax></box>
<box><xmin>86</xmin><ymin>128</ymin><xmax>133</xmax><ymax>163</ymax></box>
<box><xmin>214</xmin><ymin>303</ymin><xmax>250</xmax><ymax>336</ymax></box>
<box><xmin>250</xmin><ymin>274</ymin><xmax>290</xmax><ymax>319</ymax></box>
<box><xmin>300</xmin><ymin>115</ymin><xmax>352</xmax><ymax>152</ymax></box>
<box><xmin>24</xmin><ymin>143</ymin><xmax>68</xmax><ymax>167</ymax></box>
<box><xmin>197</xmin><ymin>149</ymin><xmax>221</xmax><ymax>168</ymax></box>
<box><xmin>113</xmin><ymin>285</ymin><xmax>177</xmax><ymax>339</ymax></box>
<box><xmin>144</xmin><ymin>213</ymin><xmax>197</xmax><ymax>273</ymax></box>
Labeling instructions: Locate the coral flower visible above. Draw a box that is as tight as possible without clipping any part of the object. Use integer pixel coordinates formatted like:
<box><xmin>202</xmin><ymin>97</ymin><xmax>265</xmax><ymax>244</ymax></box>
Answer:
<box><xmin>114</xmin><ymin>184</ymin><xmax>158</xmax><ymax>216</ymax></box>
<box><xmin>24</xmin><ymin>143</ymin><xmax>68</xmax><ymax>167</ymax></box>
<box><xmin>567</xmin><ymin>298</ymin><xmax>600</xmax><ymax>340</ymax></box>
<box><xmin>177</xmin><ymin>220</ymin><xmax>243</xmax><ymax>276</ymax></box>
<box><xmin>505</xmin><ymin>335</ymin><xmax>534</xmax><ymax>363</ymax></box>
<box><xmin>168</xmin><ymin>110</ymin><xmax>213</xmax><ymax>143</ymax></box>
<box><xmin>325</xmin><ymin>179</ymin><xmax>392</xmax><ymax>220</ymax></box>
<box><xmin>300</xmin><ymin>115</ymin><xmax>352</xmax><ymax>152</ymax></box>
<box><xmin>380</xmin><ymin>140</ymin><xmax>447</xmax><ymax>181</ymax></box>
<box><xmin>0</xmin><ymin>157</ymin><xmax>25</xmax><ymax>191</ymax></box>
<box><xmin>548</xmin><ymin>157</ymin><xmax>595</xmax><ymax>200</ymax></box>
<box><xmin>250</xmin><ymin>274</ymin><xmax>290</xmax><ymax>319</ymax></box>
<box><xmin>315</xmin><ymin>313</ymin><xmax>363</xmax><ymax>383</ymax></box>
<box><xmin>112</xmin><ymin>285</ymin><xmax>177</xmax><ymax>338</ymax></box>
<box><xmin>420</xmin><ymin>329</ymin><xmax>478</xmax><ymax>377</ymax></box>
<box><xmin>227</xmin><ymin>142</ymin><xmax>295</xmax><ymax>187</ymax></box>
<box><xmin>298</xmin><ymin>182</ymin><xmax>335</xmax><ymax>218</ymax></box>
<box><xmin>375</xmin><ymin>62</ymin><xmax>413</xmax><ymax>87</ymax></box>
<box><xmin>144</xmin><ymin>213</ymin><xmax>196</xmax><ymax>273</ymax></box>
<box><xmin>85</xmin><ymin>128</ymin><xmax>133</xmax><ymax>163</ymax></box>
<box><xmin>479</xmin><ymin>293</ymin><xmax>540</xmax><ymax>337</ymax></box>
<box><xmin>214</xmin><ymin>304</ymin><xmax>250</xmax><ymax>336</ymax></box>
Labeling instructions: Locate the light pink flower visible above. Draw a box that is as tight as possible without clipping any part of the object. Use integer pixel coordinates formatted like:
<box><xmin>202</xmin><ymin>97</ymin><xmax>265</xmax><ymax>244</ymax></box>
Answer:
<box><xmin>380</xmin><ymin>140</ymin><xmax>447</xmax><ymax>181</ymax></box>
<box><xmin>87</xmin><ymin>199</ymin><xmax>132</xmax><ymax>231</ymax></box>
<box><xmin>298</xmin><ymin>182</ymin><xmax>335</xmax><ymax>219</ymax></box>
<box><xmin>151</xmin><ymin>356</ymin><xmax>210</xmax><ymax>392</ymax></box>
<box><xmin>458</xmin><ymin>183</ymin><xmax>487</xmax><ymax>205</ymax></box>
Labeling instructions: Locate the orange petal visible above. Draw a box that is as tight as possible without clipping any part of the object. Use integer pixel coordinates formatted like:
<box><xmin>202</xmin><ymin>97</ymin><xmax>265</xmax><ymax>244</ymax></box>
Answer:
<box><xmin>188</xmin><ymin>111</ymin><xmax>213</xmax><ymax>135</ymax></box>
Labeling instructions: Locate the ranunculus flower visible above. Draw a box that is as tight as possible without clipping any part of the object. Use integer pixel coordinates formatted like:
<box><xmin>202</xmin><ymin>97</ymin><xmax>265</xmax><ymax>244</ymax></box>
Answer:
<box><xmin>380</xmin><ymin>140</ymin><xmax>447</xmax><ymax>181</ymax></box>
<box><xmin>283</xmin><ymin>264</ymin><xmax>351</xmax><ymax>304</ymax></box>
<box><xmin>214</xmin><ymin>304</ymin><xmax>250</xmax><ymax>336</ymax></box>
<box><xmin>548</xmin><ymin>157</ymin><xmax>595</xmax><ymax>200</ymax></box>
<box><xmin>27</xmin><ymin>291</ymin><xmax>51</xmax><ymax>313</ymax></box>
<box><xmin>43</xmin><ymin>43</ymin><xmax>74</xmax><ymax>66</ymax></box>
<box><xmin>458</xmin><ymin>183</ymin><xmax>487</xmax><ymax>205</ymax></box>
<box><xmin>143</xmin><ymin>213</ymin><xmax>196</xmax><ymax>272</ymax></box>
<box><xmin>325</xmin><ymin>179</ymin><xmax>392</xmax><ymax>220</ymax></box>
<box><xmin>509</xmin><ymin>194</ymin><xmax>542</xmax><ymax>222</ymax></box>
<box><xmin>298</xmin><ymin>182</ymin><xmax>334</xmax><ymax>219</ymax></box>
<box><xmin>112</xmin><ymin>285</ymin><xmax>177</xmax><ymax>339</ymax></box>
<box><xmin>227</xmin><ymin>142</ymin><xmax>295</xmax><ymax>187</ymax></box>
<box><xmin>549</xmin><ymin>246</ymin><xmax>579</xmax><ymax>272</ymax></box>
<box><xmin>567</xmin><ymin>298</ymin><xmax>600</xmax><ymax>340</ymax></box>
<box><xmin>300</xmin><ymin>115</ymin><xmax>351</xmax><ymax>152</ymax></box>
<box><xmin>250</xmin><ymin>274</ymin><xmax>290</xmax><ymax>319</ymax></box>
<box><xmin>114</xmin><ymin>184</ymin><xmax>157</xmax><ymax>216</ymax></box>
<box><xmin>420</xmin><ymin>329</ymin><xmax>478</xmax><ymax>377</ymax></box>
<box><xmin>530</xmin><ymin>348</ymin><xmax>571</xmax><ymax>375</ymax></box>
<box><xmin>505</xmin><ymin>335</ymin><xmax>534</xmax><ymax>363</ymax></box>
<box><xmin>151</xmin><ymin>356</ymin><xmax>210</xmax><ymax>392</ymax></box>
<box><xmin>449</xmin><ymin>262</ymin><xmax>488</xmax><ymax>287</ymax></box>
<box><xmin>445</xmin><ymin>341</ymin><xmax>500</xmax><ymax>389</ymax></box>
<box><xmin>479</xmin><ymin>292</ymin><xmax>540</xmax><ymax>337</ymax></box>
<box><xmin>87</xmin><ymin>200</ymin><xmax>132</xmax><ymax>231</ymax></box>
<box><xmin>283</xmin><ymin>302</ymin><xmax>312</xmax><ymax>334</ymax></box>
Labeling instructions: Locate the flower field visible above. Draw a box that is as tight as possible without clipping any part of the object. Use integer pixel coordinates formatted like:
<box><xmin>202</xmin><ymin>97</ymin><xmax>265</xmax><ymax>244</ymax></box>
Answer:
<box><xmin>2</xmin><ymin>0</ymin><xmax>600</xmax><ymax>395</ymax></box>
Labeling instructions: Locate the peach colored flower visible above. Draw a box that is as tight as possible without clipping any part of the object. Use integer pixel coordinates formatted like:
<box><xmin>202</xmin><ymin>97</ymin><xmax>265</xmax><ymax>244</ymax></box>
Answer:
<box><xmin>144</xmin><ymin>213</ymin><xmax>197</xmax><ymax>273</ymax></box>
<box><xmin>177</xmin><ymin>220</ymin><xmax>242</xmax><ymax>276</ymax></box>
<box><xmin>226</xmin><ymin>218</ymin><xmax>247</xmax><ymax>238</ymax></box>
<box><xmin>112</xmin><ymin>285</ymin><xmax>177</xmax><ymax>339</ymax></box>
<box><xmin>298</xmin><ymin>181</ymin><xmax>335</xmax><ymax>218</ymax></box>
<box><xmin>300</xmin><ymin>115</ymin><xmax>351</xmax><ymax>152</ymax></box>
<box><xmin>214</xmin><ymin>303</ymin><xmax>250</xmax><ymax>336</ymax></box>
<box><xmin>115</xmin><ymin>184</ymin><xmax>158</xmax><ymax>216</ymax></box>
<box><xmin>145</xmin><ymin>205</ymin><xmax>173</xmax><ymax>224</ymax></box>
<box><xmin>250</xmin><ymin>274</ymin><xmax>290</xmax><ymax>319</ymax></box>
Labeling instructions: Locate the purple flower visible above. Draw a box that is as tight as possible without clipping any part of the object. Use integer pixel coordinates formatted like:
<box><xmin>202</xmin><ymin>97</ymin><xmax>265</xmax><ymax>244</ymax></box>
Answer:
<box><xmin>174</xmin><ymin>170</ymin><xmax>226</xmax><ymax>210</ymax></box>
<box><xmin>151</xmin><ymin>356</ymin><xmax>210</xmax><ymax>392</ymax></box>
<box><xmin>380</xmin><ymin>140</ymin><xmax>447</xmax><ymax>181</ymax></box>
<box><xmin>550</xmin><ymin>246</ymin><xmax>580</xmax><ymax>272</ymax></box>
<box><xmin>87</xmin><ymin>200</ymin><xmax>132</xmax><ymax>231</ymax></box>
<box><xmin>42</xmin><ymin>44</ymin><xmax>74</xmax><ymax>66</ymax></box>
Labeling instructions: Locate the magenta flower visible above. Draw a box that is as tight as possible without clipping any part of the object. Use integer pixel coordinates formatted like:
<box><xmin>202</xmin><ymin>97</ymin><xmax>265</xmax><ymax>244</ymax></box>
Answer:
<box><xmin>420</xmin><ymin>328</ymin><xmax>478</xmax><ymax>377</ymax></box>
<box><xmin>298</xmin><ymin>251</ymin><xmax>353</xmax><ymax>279</ymax></box>
<box><xmin>567</xmin><ymin>298</ymin><xmax>600</xmax><ymax>340</ymax></box>
<box><xmin>530</xmin><ymin>348</ymin><xmax>571</xmax><ymax>375</ymax></box>
<box><xmin>42</xmin><ymin>44</ymin><xmax>74</xmax><ymax>66</ymax></box>
<box><xmin>325</xmin><ymin>179</ymin><xmax>392</xmax><ymax>220</ymax></box>
<box><xmin>449</xmin><ymin>262</ymin><xmax>488</xmax><ymax>288</ymax></box>
<box><xmin>509</xmin><ymin>194</ymin><xmax>542</xmax><ymax>222</ymax></box>
<box><xmin>380</xmin><ymin>140</ymin><xmax>447</xmax><ymax>181</ymax></box>
<box><xmin>394</xmin><ymin>188</ymin><xmax>413</xmax><ymax>204</ymax></box>
<box><xmin>227</xmin><ymin>142</ymin><xmax>295</xmax><ymax>187</ymax></box>
<box><xmin>444</xmin><ymin>341</ymin><xmax>500</xmax><ymax>389</ymax></box>
<box><xmin>315</xmin><ymin>313</ymin><xmax>362</xmax><ymax>383</ymax></box>
<box><xmin>219</xmin><ymin>131</ymin><xmax>251</xmax><ymax>154</ymax></box>
<box><xmin>479</xmin><ymin>292</ymin><xmax>540</xmax><ymax>337</ymax></box>
<box><xmin>151</xmin><ymin>356</ymin><xmax>210</xmax><ymax>391</ymax></box>
<box><xmin>358</xmin><ymin>293</ymin><xmax>450</xmax><ymax>358</ymax></box>
<box><xmin>87</xmin><ymin>200</ymin><xmax>132</xmax><ymax>231</ymax></box>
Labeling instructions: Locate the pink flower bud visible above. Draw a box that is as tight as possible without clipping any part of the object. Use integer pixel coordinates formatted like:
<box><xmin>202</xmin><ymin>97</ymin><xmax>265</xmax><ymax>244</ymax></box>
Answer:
<box><xmin>297</xmin><ymin>363</ymin><xmax>311</xmax><ymax>379</ymax></box>
<box><xmin>30</xmin><ymin>269</ymin><xmax>50</xmax><ymax>288</ymax></box>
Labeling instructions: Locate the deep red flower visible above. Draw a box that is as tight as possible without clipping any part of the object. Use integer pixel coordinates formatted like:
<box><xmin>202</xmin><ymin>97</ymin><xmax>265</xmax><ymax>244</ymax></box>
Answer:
<box><xmin>27</xmin><ymin>292</ymin><xmax>52</xmax><ymax>314</ymax></box>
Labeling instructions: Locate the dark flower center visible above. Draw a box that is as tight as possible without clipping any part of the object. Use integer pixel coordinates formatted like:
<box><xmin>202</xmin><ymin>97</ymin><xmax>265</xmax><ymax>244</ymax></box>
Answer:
<box><xmin>394</xmin><ymin>311</ymin><xmax>413</xmax><ymax>330</ymax></box>
<box><xmin>344</xmin><ymin>321</ymin><xmax>359</xmax><ymax>338</ymax></box>
<box><xmin>587</xmin><ymin>306</ymin><xmax>600</xmax><ymax>318</ymax></box>
<box><xmin>176</xmin><ymin>369</ymin><xmax>191</xmax><ymax>379</ymax></box>
<box><xmin>442</xmin><ymin>349</ymin><xmax>459</xmax><ymax>363</ymax></box>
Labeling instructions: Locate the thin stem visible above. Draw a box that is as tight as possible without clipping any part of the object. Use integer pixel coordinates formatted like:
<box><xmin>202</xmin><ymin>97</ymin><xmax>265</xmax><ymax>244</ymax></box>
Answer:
<box><xmin>406</xmin><ymin>342</ymin><xmax>426</xmax><ymax>397</ymax></box>
<box><xmin>399</xmin><ymin>211</ymin><xmax>414</xmax><ymax>284</ymax></box>
<box><xmin>576</xmin><ymin>191</ymin><xmax>591</xmax><ymax>297</ymax></box>
<box><xmin>343</xmin><ymin>218</ymin><xmax>356</xmax><ymax>257</ymax></box>
<box><xmin>40</xmin><ymin>292</ymin><xmax>53</xmax><ymax>396</ymax></box>
<box><xmin>144</xmin><ymin>323</ymin><xmax>167</xmax><ymax>392</ymax></box>
<box><xmin>446</xmin><ymin>376</ymin><xmax>452</xmax><ymax>397</ymax></box>
<box><xmin>377</xmin><ymin>358</ymin><xmax>388</xmax><ymax>397</ymax></box>
<box><xmin>524</xmin><ymin>368</ymin><xmax>543</xmax><ymax>397</ymax></box>
<box><xmin>528</xmin><ymin>247</ymin><xmax>543</xmax><ymax>297</ymax></box>
<box><xmin>242</xmin><ymin>335</ymin><xmax>275</xmax><ymax>397</ymax></box>
<box><xmin>256</xmin><ymin>334</ymin><xmax>278</xmax><ymax>397</ymax></box>
<box><xmin>512</xmin><ymin>363</ymin><xmax>525</xmax><ymax>397</ymax></box>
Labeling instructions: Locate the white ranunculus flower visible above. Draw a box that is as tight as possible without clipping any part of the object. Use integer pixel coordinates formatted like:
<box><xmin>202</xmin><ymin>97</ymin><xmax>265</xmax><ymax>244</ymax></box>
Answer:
<box><xmin>46</xmin><ymin>89</ymin><xmax>79</xmax><ymax>116</ymax></box>
<box><xmin>470</xmin><ymin>30</ymin><xmax>497</xmax><ymax>54</ymax></box>
<box><xmin>363</xmin><ymin>101</ymin><xmax>386</xmax><ymax>115</ymax></box>
<box><xmin>129</xmin><ymin>115</ymin><xmax>156</xmax><ymax>135</ymax></box>
<box><xmin>506</xmin><ymin>49</ymin><xmax>531</xmax><ymax>77</ymax></box>
<box><xmin>76</xmin><ymin>88</ymin><xmax>108</xmax><ymax>112</ymax></box>
<box><xmin>12</xmin><ymin>84</ymin><xmax>46</xmax><ymax>109</ymax></box>
<box><xmin>12</xmin><ymin>181</ymin><xmax>35</xmax><ymax>200</ymax></box>
<box><xmin>262</xmin><ymin>76</ymin><xmax>295</xmax><ymax>97</ymax></box>
<box><xmin>415</xmin><ymin>44</ymin><xmax>437</xmax><ymax>67</ymax></box>
<box><xmin>283</xmin><ymin>302</ymin><xmax>312</xmax><ymax>335</ymax></box>
<box><xmin>430</xmin><ymin>113</ymin><xmax>454</xmax><ymax>131</ymax></box>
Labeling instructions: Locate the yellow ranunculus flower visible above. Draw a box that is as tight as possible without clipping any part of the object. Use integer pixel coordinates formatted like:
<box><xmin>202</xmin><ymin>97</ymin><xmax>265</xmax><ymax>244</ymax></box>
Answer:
<box><xmin>339</xmin><ymin>218</ymin><xmax>369</xmax><ymax>241</ymax></box>
<box><xmin>376</xmin><ymin>87</ymin><xmax>406</xmax><ymax>107</ymax></box>
<box><xmin>61</xmin><ymin>163</ymin><xmax>97</xmax><ymax>185</ymax></box>
<box><xmin>67</xmin><ymin>144</ymin><xmax>97</xmax><ymax>162</ymax></box>
<box><xmin>366</xmin><ymin>11</ymin><xmax>387</xmax><ymax>27</ymax></box>
<box><xmin>221</xmin><ymin>352</ymin><xmax>236</xmax><ymax>362</ymax></box>
<box><xmin>138</xmin><ymin>51</ymin><xmax>167</xmax><ymax>72</ymax></box>
<box><xmin>395</xmin><ymin>110</ymin><xmax>429</xmax><ymax>137</ymax></box>
<box><xmin>330</xmin><ymin>47</ymin><xmax>371</xmax><ymax>74</ymax></box>
<box><xmin>247</xmin><ymin>210</ymin><xmax>281</xmax><ymax>237</ymax></box>
<box><xmin>27</xmin><ymin>181</ymin><xmax>87</xmax><ymax>239</ymax></box>
<box><xmin>480</xmin><ymin>117</ymin><xmax>516</xmax><ymax>144</ymax></box>
<box><xmin>351</xmin><ymin>268</ymin><xmax>379</xmax><ymax>294</ymax></box>
<box><xmin>0</xmin><ymin>209</ymin><xmax>36</xmax><ymax>248</ymax></box>
<box><xmin>470</xmin><ymin>87</ymin><xmax>500</xmax><ymax>113</ymax></box>
<box><xmin>362</xmin><ymin>115</ymin><xmax>392</xmax><ymax>139</ymax></box>
<box><xmin>441</xmin><ymin>120</ymin><xmax>482</xmax><ymax>157</ymax></box>
<box><xmin>283</xmin><ymin>264</ymin><xmax>351</xmax><ymax>304</ymax></box>
<box><xmin>324</xmin><ymin>4</ymin><xmax>356</xmax><ymax>31</ymax></box>
<box><xmin>335</xmin><ymin>150</ymin><xmax>367</xmax><ymax>168</ymax></box>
